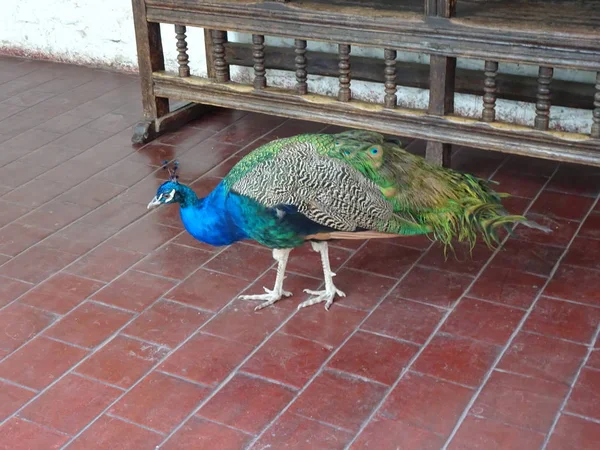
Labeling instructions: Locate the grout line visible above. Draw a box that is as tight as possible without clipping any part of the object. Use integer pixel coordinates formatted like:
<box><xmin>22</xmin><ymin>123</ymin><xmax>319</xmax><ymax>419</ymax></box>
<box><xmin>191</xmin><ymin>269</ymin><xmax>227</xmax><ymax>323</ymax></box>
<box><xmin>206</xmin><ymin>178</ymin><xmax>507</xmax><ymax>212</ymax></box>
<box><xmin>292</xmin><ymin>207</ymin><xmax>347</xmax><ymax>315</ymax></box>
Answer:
<box><xmin>561</xmin><ymin>411</ymin><xmax>600</xmax><ymax>426</ymax></box>
<box><xmin>541</xmin><ymin>323</ymin><xmax>600</xmax><ymax>449</ymax></box>
<box><xmin>43</xmin><ymin>336</ymin><xmax>92</xmax><ymax>351</ymax></box>
<box><xmin>236</xmin><ymin>370</ymin><xmax>299</xmax><ymax>392</ymax></box>
<box><xmin>324</xmin><ymin>367</ymin><xmax>390</xmax><ymax>388</ymax></box>
<box><xmin>442</xmin><ymin>180</ymin><xmax>600</xmax><ymax>449</ymax></box>
<box><xmin>16</xmin><ymin>416</ymin><xmax>72</xmax><ymax>436</ymax></box>
<box><xmin>186</xmin><ymin>415</ymin><xmax>256</xmax><ymax>437</ymax></box>
<box><xmin>153</xmin><ymin>370</ymin><xmax>214</xmax><ymax>390</ymax></box>
<box><xmin>293</xmin><ymin>412</ymin><xmax>355</xmax><ymax>434</ymax></box>
<box><xmin>70</xmin><ymin>372</ymin><xmax>127</xmax><ymax>392</ymax></box>
<box><xmin>103</xmin><ymin>413</ymin><xmax>167</xmax><ymax>436</ymax></box>
<box><xmin>0</xmin><ymin>377</ymin><xmax>39</xmax><ymax>393</ymax></box>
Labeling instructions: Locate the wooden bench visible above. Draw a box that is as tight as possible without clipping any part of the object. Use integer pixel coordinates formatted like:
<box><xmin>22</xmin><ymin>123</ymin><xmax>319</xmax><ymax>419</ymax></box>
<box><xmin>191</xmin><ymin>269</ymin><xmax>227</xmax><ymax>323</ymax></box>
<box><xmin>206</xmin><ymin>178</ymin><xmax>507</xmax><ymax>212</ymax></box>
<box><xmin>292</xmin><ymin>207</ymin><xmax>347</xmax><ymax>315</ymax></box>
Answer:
<box><xmin>130</xmin><ymin>0</ymin><xmax>600</xmax><ymax>167</ymax></box>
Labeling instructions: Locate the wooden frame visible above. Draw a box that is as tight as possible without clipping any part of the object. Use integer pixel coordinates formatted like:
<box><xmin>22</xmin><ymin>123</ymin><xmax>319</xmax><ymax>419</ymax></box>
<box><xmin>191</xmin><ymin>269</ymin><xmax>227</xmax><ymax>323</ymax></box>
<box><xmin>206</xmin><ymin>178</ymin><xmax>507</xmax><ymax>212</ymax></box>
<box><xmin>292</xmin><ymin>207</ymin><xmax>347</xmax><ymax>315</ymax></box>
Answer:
<box><xmin>131</xmin><ymin>0</ymin><xmax>600</xmax><ymax>167</ymax></box>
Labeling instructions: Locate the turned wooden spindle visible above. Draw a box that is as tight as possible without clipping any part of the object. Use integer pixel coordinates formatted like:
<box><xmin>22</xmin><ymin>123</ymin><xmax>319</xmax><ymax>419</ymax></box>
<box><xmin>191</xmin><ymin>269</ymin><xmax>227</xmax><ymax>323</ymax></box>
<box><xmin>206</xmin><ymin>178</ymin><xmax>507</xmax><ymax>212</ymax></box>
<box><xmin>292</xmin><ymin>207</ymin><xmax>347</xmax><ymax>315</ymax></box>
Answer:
<box><xmin>384</xmin><ymin>48</ymin><xmax>397</xmax><ymax>109</ymax></box>
<box><xmin>338</xmin><ymin>44</ymin><xmax>351</xmax><ymax>102</ymax></box>
<box><xmin>252</xmin><ymin>34</ymin><xmax>267</xmax><ymax>89</ymax></box>
<box><xmin>175</xmin><ymin>25</ymin><xmax>190</xmax><ymax>77</ymax></box>
<box><xmin>482</xmin><ymin>60</ymin><xmax>498</xmax><ymax>122</ymax></box>
<box><xmin>592</xmin><ymin>72</ymin><xmax>600</xmax><ymax>138</ymax></box>
<box><xmin>535</xmin><ymin>66</ymin><xmax>553</xmax><ymax>130</ymax></box>
<box><xmin>294</xmin><ymin>39</ymin><xmax>308</xmax><ymax>95</ymax></box>
<box><xmin>211</xmin><ymin>30</ymin><xmax>230</xmax><ymax>83</ymax></box>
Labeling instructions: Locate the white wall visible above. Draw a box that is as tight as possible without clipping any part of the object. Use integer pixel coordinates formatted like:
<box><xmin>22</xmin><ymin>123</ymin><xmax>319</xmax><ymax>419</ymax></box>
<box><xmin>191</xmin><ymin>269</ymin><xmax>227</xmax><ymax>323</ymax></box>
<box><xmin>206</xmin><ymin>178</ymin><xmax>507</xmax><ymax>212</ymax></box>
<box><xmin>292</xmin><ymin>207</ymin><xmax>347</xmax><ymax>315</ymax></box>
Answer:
<box><xmin>1</xmin><ymin>0</ymin><xmax>594</xmax><ymax>133</ymax></box>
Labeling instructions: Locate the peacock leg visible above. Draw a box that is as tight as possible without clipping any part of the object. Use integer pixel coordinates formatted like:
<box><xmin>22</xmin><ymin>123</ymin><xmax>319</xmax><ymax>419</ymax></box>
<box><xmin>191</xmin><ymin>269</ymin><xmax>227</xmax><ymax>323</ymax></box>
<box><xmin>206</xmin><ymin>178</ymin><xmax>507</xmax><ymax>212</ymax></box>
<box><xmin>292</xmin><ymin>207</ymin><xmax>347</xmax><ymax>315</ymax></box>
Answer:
<box><xmin>298</xmin><ymin>241</ymin><xmax>346</xmax><ymax>310</ymax></box>
<box><xmin>239</xmin><ymin>248</ymin><xmax>293</xmax><ymax>311</ymax></box>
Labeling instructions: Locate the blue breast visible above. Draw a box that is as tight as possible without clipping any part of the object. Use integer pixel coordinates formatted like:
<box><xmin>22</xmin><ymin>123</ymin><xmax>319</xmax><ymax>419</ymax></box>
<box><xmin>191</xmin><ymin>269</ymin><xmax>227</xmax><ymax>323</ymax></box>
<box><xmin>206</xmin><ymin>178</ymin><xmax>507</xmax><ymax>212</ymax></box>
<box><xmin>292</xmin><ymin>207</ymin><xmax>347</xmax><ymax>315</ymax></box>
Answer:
<box><xmin>179</xmin><ymin>182</ymin><xmax>248</xmax><ymax>246</ymax></box>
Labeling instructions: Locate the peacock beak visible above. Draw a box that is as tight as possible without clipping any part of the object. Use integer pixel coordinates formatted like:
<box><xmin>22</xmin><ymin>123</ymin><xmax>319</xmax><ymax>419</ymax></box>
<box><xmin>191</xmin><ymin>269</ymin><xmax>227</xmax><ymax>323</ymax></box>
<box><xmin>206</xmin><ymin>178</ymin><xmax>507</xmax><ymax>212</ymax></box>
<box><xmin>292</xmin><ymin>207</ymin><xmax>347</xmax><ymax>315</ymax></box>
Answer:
<box><xmin>147</xmin><ymin>196</ymin><xmax>162</xmax><ymax>209</ymax></box>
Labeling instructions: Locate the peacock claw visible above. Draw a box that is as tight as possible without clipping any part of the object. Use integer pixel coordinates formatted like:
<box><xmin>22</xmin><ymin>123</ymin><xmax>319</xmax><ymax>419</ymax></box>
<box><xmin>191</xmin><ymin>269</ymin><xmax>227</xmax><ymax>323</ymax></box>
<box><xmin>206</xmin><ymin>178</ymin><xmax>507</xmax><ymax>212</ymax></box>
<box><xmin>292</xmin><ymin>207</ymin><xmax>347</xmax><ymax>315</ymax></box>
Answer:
<box><xmin>298</xmin><ymin>286</ymin><xmax>346</xmax><ymax>311</ymax></box>
<box><xmin>239</xmin><ymin>287</ymin><xmax>293</xmax><ymax>311</ymax></box>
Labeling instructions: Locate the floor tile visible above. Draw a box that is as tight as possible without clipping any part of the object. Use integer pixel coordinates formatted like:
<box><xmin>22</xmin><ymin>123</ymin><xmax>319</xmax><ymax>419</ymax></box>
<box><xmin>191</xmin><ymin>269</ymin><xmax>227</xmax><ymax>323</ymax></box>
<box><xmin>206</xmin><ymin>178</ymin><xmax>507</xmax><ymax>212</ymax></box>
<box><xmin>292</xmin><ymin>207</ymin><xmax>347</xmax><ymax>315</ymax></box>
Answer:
<box><xmin>19</xmin><ymin>272</ymin><xmax>103</xmax><ymax>314</ymax></box>
<box><xmin>134</xmin><ymin>244</ymin><xmax>212</xmax><ymax>280</ymax></box>
<box><xmin>490</xmin><ymin>171</ymin><xmax>547</xmax><ymax>198</ymax></box>
<box><xmin>203</xmin><ymin>299</ymin><xmax>292</xmax><ymax>347</ymax></box>
<box><xmin>563</xmin><ymin>237</ymin><xmax>600</xmax><ymax>271</ymax></box>
<box><xmin>565</xmin><ymin>367</ymin><xmax>600</xmax><ymax>421</ymax></box>
<box><xmin>0</xmin><ymin>275</ymin><xmax>32</xmax><ymax>308</ymax></box>
<box><xmin>203</xmin><ymin>243</ymin><xmax>274</xmax><ymax>281</ymax></box>
<box><xmin>442</xmin><ymin>298</ymin><xmax>524</xmax><ymax>345</ymax></box>
<box><xmin>419</xmin><ymin>242</ymin><xmax>493</xmax><ymax>277</ymax></box>
<box><xmin>346</xmin><ymin>241</ymin><xmax>423</xmax><ymax>278</ymax></box>
<box><xmin>242</xmin><ymin>332</ymin><xmax>331</xmax><ymax>389</ymax></box>
<box><xmin>362</xmin><ymin>297</ymin><xmax>445</xmax><ymax>345</ymax></box>
<box><xmin>0</xmin><ymin>380</ymin><xmax>36</xmax><ymax>421</ymax></box>
<box><xmin>380</xmin><ymin>371</ymin><xmax>473</xmax><ymax>436</ymax></box>
<box><xmin>448</xmin><ymin>415</ymin><xmax>545</xmax><ymax>450</ymax></box>
<box><xmin>468</xmin><ymin>266</ymin><xmax>545</xmax><ymax>309</ymax></box>
<box><xmin>394</xmin><ymin>266</ymin><xmax>473</xmax><ymax>308</ymax></box>
<box><xmin>529</xmin><ymin>191</ymin><xmax>594</xmax><ymax>221</ymax></box>
<box><xmin>67</xmin><ymin>244</ymin><xmax>145</xmax><ymax>283</ymax></box>
<box><xmin>198</xmin><ymin>373</ymin><xmax>295</xmax><ymax>434</ymax></box>
<box><xmin>91</xmin><ymin>270</ymin><xmax>176</xmax><ymax>312</ymax></box>
<box><xmin>0</xmin><ymin>336</ymin><xmax>88</xmax><ymax>390</ymax></box>
<box><xmin>352</xmin><ymin>414</ymin><xmax>445</xmax><ymax>450</ymax></box>
<box><xmin>523</xmin><ymin>297</ymin><xmax>600</xmax><ymax>344</ymax></box>
<box><xmin>20</xmin><ymin>373</ymin><xmax>121</xmax><ymax>434</ymax></box>
<box><xmin>0</xmin><ymin>418</ymin><xmax>69</xmax><ymax>450</ymax></box>
<box><xmin>17</xmin><ymin>200</ymin><xmax>91</xmax><ymax>231</ymax></box>
<box><xmin>491</xmin><ymin>240</ymin><xmax>563</xmax><ymax>277</ymax></box>
<box><xmin>122</xmin><ymin>300</ymin><xmax>211</xmax><ymax>348</ymax></box>
<box><xmin>0</xmin><ymin>200</ymin><xmax>30</xmax><ymax>228</ymax></box>
<box><xmin>579</xmin><ymin>212</ymin><xmax>600</xmax><ymax>240</ymax></box>
<box><xmin>472</xmin><ymin>370</ymin><xmax>568</xmax><ymax>433</ymax></box>
<box><xmin>498</xmin><ymin>331</ymin><xmax>587</xmax><ymax>385</ymax></box>
<box><xmin>165</xmin><ymin>268</ymin><xmax>250</xmax><ymax>312</ymax></box>
<box><xmin>413</xmin><ymin>333</ymin><xmax>499</xmax><ymax>387</ymax></box>
<box><xmin>161</xmin><ymin>332</ymin><xmax>253</xmax><ymax>386</ymax></box>
<box><xmin>110</xmin><ymin>371</ymin><xmax>210</xmax><ymax>433</ymax></box>
<box><xmin>282</xmin><ymin>303</ymin><xmax>367</xmax><ymax>348</ymax></box>
<box><xmin>76</xmin><ymin>335</ymin><xmax>170</xmax><ymax>389</ymax></box>
<box><xmin>67</xmin><ymin>414</ymin><xmax>164</xmax><ymax>450</ymax></box>
<box><xmin>255</xmin><ymin>412</ymin><xmax>353</xmax><ymax>450</ymax></box>
<box><xmin>0</xmin><ymin>303</ymin><xmax>56</xmax><ymax>356</ymax></box>
<box><xmin>162</xmin><ymin>417</ymin><xmax>251</xmax><ymax>450</ymax></box>
<box><xmin>546</xmin><ymin>414</ymin><xmax>600</xmax><ymax>450</ymax></box>
<box><xmin>44</xmin><ymin>301</ymin><xmax>133</xmax><ymax>348</ymax></box>
<box><xmin>329</xmin><ymin>331</ymin><xmax>417</xmax><ymax>385</ymax></box>
<box><xmin>289</xmin><ymin>370</ymin><xmax>387</xmax><ymax>432</ymax></box>
<box><xmin>544</xmin><ymin>264</ymin><xmax>600</xmax><ymax>306</ymax></box>
<box><xmin>546</xmin><ymin>164</ymin><xmax>600</xmax><ymax>197</ymax></box>
<box><xmin>0</xmin><ymin>245</ymin><xmax>76</xmax><ymax>283</ymax></box>
<box><xmin>107</xmin><ymin>217</ymin><xmax>181</xmax><ymax>254</ymax></box>
<box><xmin>187</xmin><ymin>107</ymin><xmax>247</xmax><ymax>132</ymax></box>
<box><xmin>0</xmin><ymin>223</ymin><xmax>52</xmax><ymax>256</ymax></box>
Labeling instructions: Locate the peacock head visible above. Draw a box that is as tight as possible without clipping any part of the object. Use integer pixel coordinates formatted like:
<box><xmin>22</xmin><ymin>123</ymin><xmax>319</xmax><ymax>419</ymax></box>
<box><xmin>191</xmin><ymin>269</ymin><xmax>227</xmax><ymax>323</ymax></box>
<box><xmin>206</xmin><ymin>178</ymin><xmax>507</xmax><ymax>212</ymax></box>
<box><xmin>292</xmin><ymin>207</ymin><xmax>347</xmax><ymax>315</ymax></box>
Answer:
<box><xmin>147</xmin><ymin>160</ymin><xmax>184</xmax><ymax>209</ymax></box>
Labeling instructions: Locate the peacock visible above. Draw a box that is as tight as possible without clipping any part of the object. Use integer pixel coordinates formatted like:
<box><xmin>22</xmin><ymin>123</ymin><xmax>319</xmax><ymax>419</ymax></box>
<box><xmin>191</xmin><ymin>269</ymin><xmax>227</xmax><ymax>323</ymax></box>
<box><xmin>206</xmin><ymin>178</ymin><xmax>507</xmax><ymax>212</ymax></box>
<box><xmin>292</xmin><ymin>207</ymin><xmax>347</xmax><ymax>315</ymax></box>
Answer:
<box><xmin>147</xmin><ymin>130</ymin><xmax>549</xmax><ymax>311</ymax></box>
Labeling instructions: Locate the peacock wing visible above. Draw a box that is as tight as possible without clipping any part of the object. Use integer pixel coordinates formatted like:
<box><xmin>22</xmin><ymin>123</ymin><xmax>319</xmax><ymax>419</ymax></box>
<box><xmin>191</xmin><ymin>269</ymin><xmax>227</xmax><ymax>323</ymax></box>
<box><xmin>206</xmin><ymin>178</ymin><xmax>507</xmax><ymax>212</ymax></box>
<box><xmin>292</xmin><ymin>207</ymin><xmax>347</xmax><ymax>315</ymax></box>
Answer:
<box><xmin>228</xmin><ymin>140</ymin><xmax>415</xmax><ymax>233</ymax></box>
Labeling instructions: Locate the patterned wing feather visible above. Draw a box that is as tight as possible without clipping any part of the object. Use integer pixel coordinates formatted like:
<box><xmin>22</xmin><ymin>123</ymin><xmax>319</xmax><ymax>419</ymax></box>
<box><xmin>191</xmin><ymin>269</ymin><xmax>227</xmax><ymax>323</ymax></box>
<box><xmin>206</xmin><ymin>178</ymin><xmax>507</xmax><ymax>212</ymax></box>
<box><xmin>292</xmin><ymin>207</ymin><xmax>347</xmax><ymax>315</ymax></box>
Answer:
<box><xmin>229</xmin><ymin>140</ymin><xmax>395</xmax><ymax>232</ymax></box>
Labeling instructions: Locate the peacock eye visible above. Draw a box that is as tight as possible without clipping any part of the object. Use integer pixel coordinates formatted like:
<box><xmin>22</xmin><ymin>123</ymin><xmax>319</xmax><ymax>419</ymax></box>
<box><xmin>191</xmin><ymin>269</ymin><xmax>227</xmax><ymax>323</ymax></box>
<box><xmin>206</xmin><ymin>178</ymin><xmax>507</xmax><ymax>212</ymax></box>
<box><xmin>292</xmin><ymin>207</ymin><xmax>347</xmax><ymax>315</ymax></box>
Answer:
<box><xmin>343</xmin><ymin>150</ymin><xmax>350</xmax><ymax>155</ymax></box>
<box><xmin>370</xmin><ymin>148</ymin><xmax>379</xmax><ymax>154</ymax></box>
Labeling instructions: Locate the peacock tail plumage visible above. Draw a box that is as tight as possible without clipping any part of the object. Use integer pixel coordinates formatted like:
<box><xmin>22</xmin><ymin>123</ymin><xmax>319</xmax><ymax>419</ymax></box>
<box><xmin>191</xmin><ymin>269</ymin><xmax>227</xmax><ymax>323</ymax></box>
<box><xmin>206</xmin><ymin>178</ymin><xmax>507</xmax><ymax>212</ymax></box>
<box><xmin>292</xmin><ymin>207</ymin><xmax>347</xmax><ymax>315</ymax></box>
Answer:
<box><xmin>222</xmin><ymin>129</ymin><xmax>530</xmax><ymax>252</ymax></box>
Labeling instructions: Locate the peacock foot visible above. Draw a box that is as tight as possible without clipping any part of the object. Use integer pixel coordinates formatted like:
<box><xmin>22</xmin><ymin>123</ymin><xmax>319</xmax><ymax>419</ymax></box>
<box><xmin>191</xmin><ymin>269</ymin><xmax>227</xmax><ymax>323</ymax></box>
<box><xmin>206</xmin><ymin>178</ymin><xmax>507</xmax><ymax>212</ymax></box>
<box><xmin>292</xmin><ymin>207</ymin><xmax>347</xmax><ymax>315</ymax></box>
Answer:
<box><xmin>239</xmin><ymin>287</ymin><xmax>293</xmax><ymax>311</ymax></box>
<box><xmin>298</xmin><ymin>283</ymin><xmax>346</xmax><ymax>311</ymax></box>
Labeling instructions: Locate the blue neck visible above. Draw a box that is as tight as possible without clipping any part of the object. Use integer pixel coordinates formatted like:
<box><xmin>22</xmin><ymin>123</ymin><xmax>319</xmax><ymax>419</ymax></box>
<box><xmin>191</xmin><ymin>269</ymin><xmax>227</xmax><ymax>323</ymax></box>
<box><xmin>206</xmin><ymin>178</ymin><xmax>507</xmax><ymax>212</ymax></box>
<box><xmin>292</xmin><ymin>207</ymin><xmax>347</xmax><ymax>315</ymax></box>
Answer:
<box><xmin>179</xmin><ymin>182</ymin><xmax>248</xmax><ymax>246</ymax></box>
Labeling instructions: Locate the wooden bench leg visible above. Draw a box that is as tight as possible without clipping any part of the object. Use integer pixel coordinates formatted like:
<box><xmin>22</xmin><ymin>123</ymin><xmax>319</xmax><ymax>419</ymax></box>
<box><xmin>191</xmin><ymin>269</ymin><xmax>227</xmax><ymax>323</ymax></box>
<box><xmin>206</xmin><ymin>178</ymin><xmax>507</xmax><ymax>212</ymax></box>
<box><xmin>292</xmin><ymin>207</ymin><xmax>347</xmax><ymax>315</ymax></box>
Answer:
<box><xmin>426</xmin><ymin>55</ymin><xmax>456</xmax><ymax>166</ymax></box>
<box><xmin>131</xmin><ymin>0</ymin><xmax>213</xmax><ymax>144</ymax></box>
<box><xmin>425</xmin><ymin>0</ymin><xmax>456</xmax><ymax>167</ymax></box>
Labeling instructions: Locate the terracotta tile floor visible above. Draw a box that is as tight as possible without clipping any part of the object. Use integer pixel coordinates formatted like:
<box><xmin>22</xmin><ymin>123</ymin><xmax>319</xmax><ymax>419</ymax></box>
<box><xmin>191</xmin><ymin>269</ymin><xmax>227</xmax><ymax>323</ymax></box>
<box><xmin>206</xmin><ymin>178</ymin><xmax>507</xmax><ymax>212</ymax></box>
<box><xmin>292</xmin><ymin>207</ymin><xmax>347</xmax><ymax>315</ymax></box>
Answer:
<box><xmin>0</xmin><ymin>55</ymin><xmax>599</xmax><ymax>450</ymax></box>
